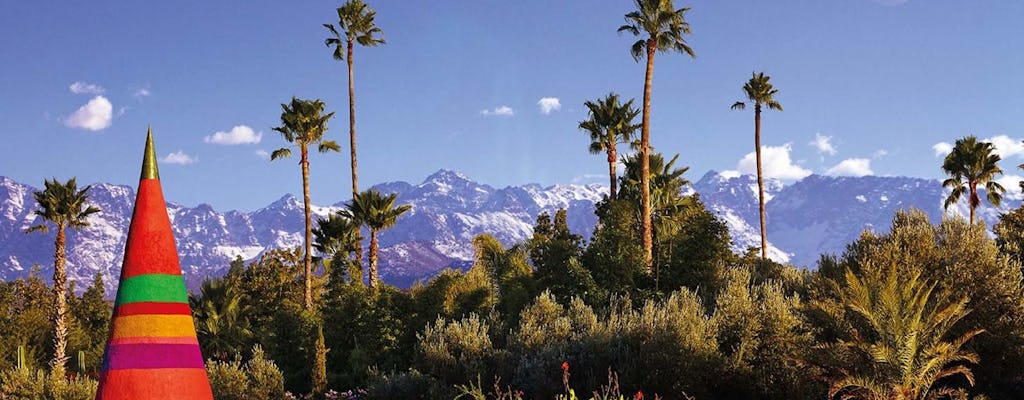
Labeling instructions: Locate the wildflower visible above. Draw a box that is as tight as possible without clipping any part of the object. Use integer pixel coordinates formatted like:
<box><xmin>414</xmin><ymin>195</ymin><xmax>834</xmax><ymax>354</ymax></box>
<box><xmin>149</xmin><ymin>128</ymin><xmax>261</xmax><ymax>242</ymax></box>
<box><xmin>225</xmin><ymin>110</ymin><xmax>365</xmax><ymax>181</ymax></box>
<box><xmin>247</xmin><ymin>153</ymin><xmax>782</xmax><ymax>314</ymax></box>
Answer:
<box><xmin>561</xmin><ymin>361</ymin><xmax>570</xmax><ymax>372</ymax></box>
<box><xmin>635</xmin><ymin>390</ymin><xmax>644</xmax><ymax>400</ymax></box>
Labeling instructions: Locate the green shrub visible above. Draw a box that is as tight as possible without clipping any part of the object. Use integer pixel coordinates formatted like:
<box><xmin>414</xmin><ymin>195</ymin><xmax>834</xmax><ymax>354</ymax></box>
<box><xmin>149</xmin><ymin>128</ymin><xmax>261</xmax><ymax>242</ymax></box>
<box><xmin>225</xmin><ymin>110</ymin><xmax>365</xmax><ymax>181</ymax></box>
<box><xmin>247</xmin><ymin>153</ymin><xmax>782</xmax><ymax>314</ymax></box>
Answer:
<box><xmin>206</xmin><ymin>345</ymin><xmax>286</xmax><ymax>400</ymax></box>
<box><xmin>0</xmin><ymin>367</ymin><xmax>97</xmax><ymax>400</ymax></box>
<box><xmin>362</xmin><ymin>369</ymin><xmax>454</xmax><ymax>400</ymax></box>
<box><xmin>415</xmin><ymin>314</ymin><xmax>499</xmax><ymax>386</ymax></box>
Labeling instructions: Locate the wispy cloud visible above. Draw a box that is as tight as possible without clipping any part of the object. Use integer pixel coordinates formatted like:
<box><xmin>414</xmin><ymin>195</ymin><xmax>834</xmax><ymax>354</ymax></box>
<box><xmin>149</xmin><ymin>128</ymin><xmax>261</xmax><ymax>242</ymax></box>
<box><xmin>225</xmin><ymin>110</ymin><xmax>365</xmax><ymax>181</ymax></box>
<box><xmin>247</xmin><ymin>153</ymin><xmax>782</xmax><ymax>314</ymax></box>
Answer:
<box><xmin>133</xmin><ymin>87</ymin><xmax>151</xmax><ymax>99</ymax></box>
<box><xmin>69</xmin><ymin>81</ymin><xmax>105</xmax><ymax>95</ymax></box>
<box><xmin>873</xmin><ymin>149</ymin><xmax>889</xmax><ymax>158</ymax></box>
<box><xmin>204</xmin><ymin>125</ymin><xmax>262</xmax><ymax>145</ymax></box>
<box><xmin>826</xmin><ymin>158</ymin><xmax>873</xmax><ymax>177</ymax></box>
<box><xmin>725</xmin><ymin>143</ymin><xmax>812</xmax><ymax>180</ymax></box>
<box><xmin>932</xmin><ymin>142</ymin><xmax>953</xmax><ymax>157</ymax></box>
<box><xmin>537</xmin><ymin>97</ymin><xmax>561</xmax><ymax>115</ymax></box>
<box><xmin>255</xmin><ymin>149</ymin><xmax>270</xmax><ymax>159</ymax></box>
<box><xmin>64</xmin><ymin>95</ymin><xmax>113</xmax><ymax>131</ymax></box>
<box><xmin>571</xmin><ymin>173</ymin><xmax>605</xmax><ymax>184</ymax></box>
<box><xmin>810</xmin><ymin>133</ymin><xmax>837</xmax><ymax>156</ymax></box>
<box><xmin>481</xmin><ymin>105</ymin><xmax>514</xmax><ymax>117</ymax></box>
<box><xmin>162</xmin><ymin>151</ymin><xmax>196</xmax><ymax>165</ymax></box>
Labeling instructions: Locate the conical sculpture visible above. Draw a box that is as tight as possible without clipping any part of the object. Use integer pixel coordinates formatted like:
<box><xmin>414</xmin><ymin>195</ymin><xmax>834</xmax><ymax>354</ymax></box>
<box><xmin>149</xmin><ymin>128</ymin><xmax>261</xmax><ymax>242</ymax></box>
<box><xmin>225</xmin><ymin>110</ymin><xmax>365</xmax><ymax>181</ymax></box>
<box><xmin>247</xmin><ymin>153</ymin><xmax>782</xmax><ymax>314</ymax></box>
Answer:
<box><xmin>95</xmin><ymin>128</ymin><xmax>213</xmax><ymax>399</ymax></box>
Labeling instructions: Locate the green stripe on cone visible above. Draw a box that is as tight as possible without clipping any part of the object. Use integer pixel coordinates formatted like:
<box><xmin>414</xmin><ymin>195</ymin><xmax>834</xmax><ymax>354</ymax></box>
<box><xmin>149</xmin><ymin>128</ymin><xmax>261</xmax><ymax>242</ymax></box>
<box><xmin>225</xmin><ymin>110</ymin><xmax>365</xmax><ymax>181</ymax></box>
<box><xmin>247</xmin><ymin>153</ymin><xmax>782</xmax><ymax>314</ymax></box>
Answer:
<box><xmin>114</xmin><ymin>274</ymin><xmax>188</xmax><ymax>305</ymax></box>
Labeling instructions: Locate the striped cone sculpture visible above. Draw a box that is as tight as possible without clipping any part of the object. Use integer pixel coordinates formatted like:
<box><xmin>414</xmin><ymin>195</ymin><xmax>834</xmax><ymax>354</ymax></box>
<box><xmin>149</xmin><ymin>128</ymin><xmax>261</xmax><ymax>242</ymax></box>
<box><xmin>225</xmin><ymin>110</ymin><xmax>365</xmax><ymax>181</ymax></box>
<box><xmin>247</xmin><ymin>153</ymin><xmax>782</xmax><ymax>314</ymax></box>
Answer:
<box><xmin>96</xmin><ymin>129</ymin><xmax>213</xmax><ymax>400</ymax></box>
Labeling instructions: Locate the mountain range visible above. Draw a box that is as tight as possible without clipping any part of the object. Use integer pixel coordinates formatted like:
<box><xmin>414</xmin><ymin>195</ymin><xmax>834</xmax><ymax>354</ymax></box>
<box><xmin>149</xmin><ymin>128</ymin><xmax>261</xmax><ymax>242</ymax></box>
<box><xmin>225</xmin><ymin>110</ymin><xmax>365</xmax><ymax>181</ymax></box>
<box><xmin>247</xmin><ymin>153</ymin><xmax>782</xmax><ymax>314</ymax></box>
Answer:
<box><xmin>1</xmin><ymin>170</ymin><xmax>1017</xmax><ymax>292</ymax></box>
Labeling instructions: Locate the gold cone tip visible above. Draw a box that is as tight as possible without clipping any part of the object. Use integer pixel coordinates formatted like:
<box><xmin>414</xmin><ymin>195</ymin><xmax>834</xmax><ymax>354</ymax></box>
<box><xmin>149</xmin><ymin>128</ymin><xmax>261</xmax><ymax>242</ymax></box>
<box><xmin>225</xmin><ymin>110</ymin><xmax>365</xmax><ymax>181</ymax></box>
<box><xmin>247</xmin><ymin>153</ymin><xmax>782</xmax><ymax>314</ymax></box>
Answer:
<box><xmin>141</xmin><ymin>126</ymin><xmax>160</xmax><ymax>180</ymax></box>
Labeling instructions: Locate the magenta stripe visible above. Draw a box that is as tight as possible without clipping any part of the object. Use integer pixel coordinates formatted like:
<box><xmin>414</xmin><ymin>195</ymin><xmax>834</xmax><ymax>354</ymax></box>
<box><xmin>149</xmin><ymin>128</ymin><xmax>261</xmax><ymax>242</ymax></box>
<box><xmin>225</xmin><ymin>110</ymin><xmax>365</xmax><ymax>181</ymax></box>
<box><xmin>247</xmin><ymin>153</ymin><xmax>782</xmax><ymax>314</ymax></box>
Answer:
<box><xmin>102</xmin><ymin>343</ymin><xmax>205</xmax><ymax>371</ymax></box>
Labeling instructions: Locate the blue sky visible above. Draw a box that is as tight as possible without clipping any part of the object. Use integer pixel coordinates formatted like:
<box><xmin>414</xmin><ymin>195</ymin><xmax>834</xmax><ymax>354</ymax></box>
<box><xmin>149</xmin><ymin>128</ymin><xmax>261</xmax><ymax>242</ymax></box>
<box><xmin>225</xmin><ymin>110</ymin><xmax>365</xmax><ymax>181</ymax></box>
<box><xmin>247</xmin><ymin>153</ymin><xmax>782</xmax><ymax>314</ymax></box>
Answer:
<box><xmin>2</xmin><ymin>0</ymin><xmax>1023</xmax><ymax>211</ymax></box>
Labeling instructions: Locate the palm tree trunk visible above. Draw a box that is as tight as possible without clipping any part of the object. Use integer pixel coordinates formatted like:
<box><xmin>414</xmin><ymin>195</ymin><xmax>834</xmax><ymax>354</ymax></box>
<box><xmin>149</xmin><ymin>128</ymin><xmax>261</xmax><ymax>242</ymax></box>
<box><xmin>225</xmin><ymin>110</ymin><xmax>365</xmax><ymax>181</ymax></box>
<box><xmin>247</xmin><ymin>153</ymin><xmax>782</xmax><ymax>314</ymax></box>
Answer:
<box><xmin>368</xmin><ymin>230</ymin><xmax>379</xmax><ymax>289</ymax></box>
<box><xmin>640</xmin><ymin>39</ymin><xmax>656</xmax><ymax>270</ymax></box>
<box><xmin>755</xmin><ymin>104</ymin><xmax>767</xmax><ymax>259</ymax></box>
<box><xmin>608</xmin><ymin>144</ymin><xmax>617</xmax><ymax>200</ymax></box>
<box><xmin>347</xmin><ymin>40</ymin><xmax>365</xmax><ymax>276</ymax></box>
<box><xmin>50</xmin><ymin>225</ymin><xmax>68</xmax><ymax>376</ymax></box>
<box><xmin>301</xmin><ymin>147</ymin><xmax>313</xmax><ymax>310</ymax></box>
<box><xmin>969</xmin><ymin>182</ymin><xmax>977</xmax><ymax>225</ymax></box>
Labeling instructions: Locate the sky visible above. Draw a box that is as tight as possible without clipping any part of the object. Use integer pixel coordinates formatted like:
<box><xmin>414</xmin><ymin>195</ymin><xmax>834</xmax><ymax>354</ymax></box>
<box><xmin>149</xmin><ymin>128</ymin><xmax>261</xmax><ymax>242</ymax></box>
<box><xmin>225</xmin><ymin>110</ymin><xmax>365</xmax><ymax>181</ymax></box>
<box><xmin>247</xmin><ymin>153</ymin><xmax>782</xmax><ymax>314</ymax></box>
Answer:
<box><xmin>2</xmin><ymin>0</ymin><xmax>1024</xmax><ymax>212</ymax></box>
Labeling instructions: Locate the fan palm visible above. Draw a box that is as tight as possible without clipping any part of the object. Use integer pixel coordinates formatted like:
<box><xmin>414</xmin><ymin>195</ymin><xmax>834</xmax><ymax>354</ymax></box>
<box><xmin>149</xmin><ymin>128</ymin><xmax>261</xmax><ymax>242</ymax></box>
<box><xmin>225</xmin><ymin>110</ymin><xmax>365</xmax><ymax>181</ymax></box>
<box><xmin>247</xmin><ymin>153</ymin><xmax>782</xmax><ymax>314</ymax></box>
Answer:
<box><xmin>271</xmin><ymin>97</ymin><xmax>340</xmax><ymax>310</ymax></box>
<box><xmin>345</xmin><ymin>190</ymin><xmax>411</xmax><ymax>289</ymax></box>
<box><xmin>618</xmin><ymin>0</ymin><xmax>696</xmax><ymax>268</ymax></box>
<box><xmin>941</xmin><ymin>135</ymin><xmax>1004</xmax><ymax>225</ymax></box>
<box><xmin>192</xmin><ymin>279</ymin><xmax>252</xmax><ymax>362</ymax></box>
<box><xmin>825</xmin><ymin>266</ymin><xmax>982</xmax><ymax>400</ymax></box>
<box><xmin>579</xmin><ymin>93</ymin><xmax>641</xmax><ymax>200</ymax></box>
<box><xmin>312</xmin><ymin>211</ymin><xmax>361</xmax><ymax>273</ymax></box>
<box><xmin>324</xmin><ymin>0</ymin><xmax>385</xmax><ymax>200</ymax></box>
<box><xmin>25</xmin><ymin>177</ymin><xmax>100</xmax><ymax>374</ymax></box>
<box><xmin>731</xmin><ymin>72</ymin><xmax>783</xmax><ymax>260</ymax></box>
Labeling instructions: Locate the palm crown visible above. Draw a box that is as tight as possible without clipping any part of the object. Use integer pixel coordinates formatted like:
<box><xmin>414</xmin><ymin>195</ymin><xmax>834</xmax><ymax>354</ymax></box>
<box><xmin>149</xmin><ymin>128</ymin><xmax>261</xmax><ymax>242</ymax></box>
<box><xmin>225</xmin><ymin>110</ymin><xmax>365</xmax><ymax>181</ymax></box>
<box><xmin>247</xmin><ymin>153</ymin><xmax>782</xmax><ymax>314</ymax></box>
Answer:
<box><xmin>618</xmin><ymin>0</ymin><xmax>695</xmax><ymax>61</ymax></box>
<box><xmin>324</xmin><ymin>0</ymin><xmax>385</xmax><ymax>60</ymax></box>
<box><xmin>731</xmin><ymin>72</ymin><xmax>783</xmax><ymax>111</ymax></box>
<box><xmin>580</xmin><ymin>93</ymin><xmax>641</xmax><ymax>156</ymax></box>
<box><xmin>27</xmin><ymin>178</ymin><xmax>101</xmax><ymax>233</ymax></box>
<box><xmin>270</xmin><ymin>98</ymin><xmax>340</xmax><ymax>160</ymax></box>
<box><xmin>941</xmin><ymin>135</ymin><xmax>1004</xmax><ymax>224</ymax></box>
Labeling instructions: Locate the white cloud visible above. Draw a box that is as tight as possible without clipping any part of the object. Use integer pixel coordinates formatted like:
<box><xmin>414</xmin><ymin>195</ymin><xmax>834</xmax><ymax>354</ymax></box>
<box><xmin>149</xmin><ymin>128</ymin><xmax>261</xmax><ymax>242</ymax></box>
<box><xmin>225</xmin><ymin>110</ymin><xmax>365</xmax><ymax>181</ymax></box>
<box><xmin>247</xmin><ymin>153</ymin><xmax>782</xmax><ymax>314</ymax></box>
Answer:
<box><xmin>481</xmin><ymin>106</ymin><xmax>514</xmax><ymax>117</ymax></box>
<box><xmin>537</xmin><ymin>97</ymin><xmax>561</xmax><ymax>115</ymax></box>
<box><xmin>117</xmin><ymin>107</ymin><xmax>128</xmax><ymax>117</ymax></box>
<box><xmin>204</xmin><ymin>125</ymin><xmax>262</xmax><ymax>145</ymax></box>
<box><xmin>162</xmin><ymin>151</ymin><xmax>196</xmax><ymax>165</ymax></box>
<box><xmin>810</xmin><ymin>133</ymin><xmax>837</xmax><ymax>156</ymax></box>
<box><xmin>985</xmin><ymin>135</ymin><xmax>1024</xmax><ymax>159</ymax></box>
<box><xmin>726</xmin><ymin>143</ymin><xmax>812</xmax><ymax>180</ymax></box>
<box><xmin>134</xmin><ymin>88</ymin><xmax>151</xmax><ymax>98</ymax></box>
<box><xmin>873</xmin><ymin>149</ymin><xmax>889</xmax><ymax>158</ymax></box>
<box><xmin>64</xmin><ymin>95</ymin><xmax>113</xmax><ymax>131</ymax></box>
<box><xmin>255</xmin><ymin>149</ymin><xmax>270</xmax><ymax>159</ymax></box>
<box><xmin>826</xmin><ymin>158</ymin><xmax>873</xmax><ymax>177</ymax></box>
<box><xmin>933</xmin><ymin>142</ymin><xmax>953</xmax><ymax>157</ymax></box>
<box><xmin>996</xmin><ymin>174</ymin><xmax>1024</xmax><ymax>197</ymax></box>
<box><xmin>69</xmin><ymin>81</ymin><xmax>104</xmax><ymax>95</ymax></box>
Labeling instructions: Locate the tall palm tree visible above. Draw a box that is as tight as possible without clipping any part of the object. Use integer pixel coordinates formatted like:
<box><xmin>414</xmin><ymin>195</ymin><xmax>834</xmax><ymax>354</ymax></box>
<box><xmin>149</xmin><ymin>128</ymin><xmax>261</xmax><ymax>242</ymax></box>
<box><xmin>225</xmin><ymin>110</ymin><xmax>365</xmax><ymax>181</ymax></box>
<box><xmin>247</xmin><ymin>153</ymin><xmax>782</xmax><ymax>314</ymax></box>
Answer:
<box><xmin>324</xmin><ymin>0</ymin><xmax>385</xmax><ymax>203</ymax></box>
<box><xmin>26</xmin><ymin>178</ymin><xmax>100</xmax><ymax>374</ymax></box>
<box><xmin>345</xmin><ymin>190</ymin><xmax>410</xmax><ymax>289</ymax></box>
<box><xmin>731</xmin><ymin>72</ymin><xmax>783</xmax><ymax>260</ymax></box>
<box><xmin>618</xmin><ymin>0</ymin><xmax>695</xmax><ymax>268</ymax></box>
<box><xmin>579</xmin><ymin>93</ymin><xmax>641</xmax><ymax>200</ymax></box>
<box><xmin>941</xmin><ymin>135</ymin><xmax>1004</xmax><ymax>225</ymax></box>
<box><xmin>325</xmin><ymin>0</ymin><xmax>385</xmax><ymax>273</ymax></box>
<box><xmin>826</xmin><ymin>267</ymin><xmax>982</xmax><ymax>400</ymax></box>
<box><xmin>271</xmin><ymin>97</ymin><xmax>340</xmax><ymax>310</ymax></box>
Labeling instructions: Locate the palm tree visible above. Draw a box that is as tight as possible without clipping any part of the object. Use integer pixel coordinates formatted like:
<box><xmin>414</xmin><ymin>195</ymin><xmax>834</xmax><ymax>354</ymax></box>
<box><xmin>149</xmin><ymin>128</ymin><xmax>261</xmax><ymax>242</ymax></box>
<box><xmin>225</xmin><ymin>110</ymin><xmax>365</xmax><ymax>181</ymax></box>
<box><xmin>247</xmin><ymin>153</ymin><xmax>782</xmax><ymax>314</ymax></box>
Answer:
<box><xmin>26</xmin><ymin>178</ymin><xmax>100</xmax><ymax>374</ymax></box>
<box><xmin>271</xmin><ymin>97</ymin><xmax>340</xmax><ymax>310</ymax></box>
<box><xmin>731</xmin><ymin>72</ymin><xmax>783</xmax><ymax>260</ymax></box>
<box><xmin>324</xmin><ymin>0</ymin><xmax>385</xmax><ymax>202</ymax></box>
<box><xmin>325</xmin><ymin>0</ymin><xmax>385</xmax><ymax>274</ymax></box>
<box><xmin>825</xmin><ymin>267</ymin><xmax>982</xmax><ymax>400</ymax></box>
<box><xmin>579</xmin><ymin>93</ymin><xmax>641</xmax><ymax>200</ymax></box>
<box><xmin>941</xmin><ymin>135</ymin><xmax>1004</xmax><ymax>225</ymax></box>
<box><xmin>312</xmin><ymin>211</ymin><xmax>362</xmax><ymax>279</ymax></box>
<box><xmin>191</xmin><ymin>279</ymin><xmax>252</xmax><ymax>362</ymax></box>
<box><xmin>345</xmin><ymin>190</ymin><xmax>411</xmax><ymax>289</ymax></box>
<box><xmin>618</xmin><ymin>0</ymin><xmax>696</xmax><ymax>268</ymax></box>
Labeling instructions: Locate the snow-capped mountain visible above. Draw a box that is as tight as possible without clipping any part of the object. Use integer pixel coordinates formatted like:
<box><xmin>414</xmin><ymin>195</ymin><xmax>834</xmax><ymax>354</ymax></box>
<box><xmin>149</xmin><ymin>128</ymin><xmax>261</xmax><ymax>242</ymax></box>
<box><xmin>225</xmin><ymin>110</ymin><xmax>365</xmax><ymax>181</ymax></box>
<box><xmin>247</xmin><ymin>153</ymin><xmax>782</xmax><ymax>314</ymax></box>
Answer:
<box><xmin>0</xmin><ymin>170</ymin><xmax>1016</xmax><ymax>291</ymax></box>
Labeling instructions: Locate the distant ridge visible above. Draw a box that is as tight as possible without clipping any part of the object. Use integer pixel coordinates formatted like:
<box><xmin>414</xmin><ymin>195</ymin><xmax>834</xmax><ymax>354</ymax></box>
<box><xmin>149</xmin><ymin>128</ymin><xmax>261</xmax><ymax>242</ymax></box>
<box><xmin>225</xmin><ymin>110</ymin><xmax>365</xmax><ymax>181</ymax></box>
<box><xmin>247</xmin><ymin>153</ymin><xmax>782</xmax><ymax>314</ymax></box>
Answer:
<box><xmin>0</xmin><ymin>170</ymin><xmax>1016</xmax><ymax>291</ymax></box>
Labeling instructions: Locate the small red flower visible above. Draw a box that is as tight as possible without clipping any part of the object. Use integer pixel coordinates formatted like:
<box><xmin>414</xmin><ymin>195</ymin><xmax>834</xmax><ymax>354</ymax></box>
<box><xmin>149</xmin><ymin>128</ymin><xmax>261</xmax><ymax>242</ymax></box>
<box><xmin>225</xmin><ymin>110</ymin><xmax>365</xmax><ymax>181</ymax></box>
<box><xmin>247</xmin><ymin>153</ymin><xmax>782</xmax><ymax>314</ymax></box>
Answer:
<box><xmin>634</xmin><ymin>390</ymin><xmax>644</xmax><ymax>400</ymax></box>
<box><xmin>561</xmin><ymin>361</ymin><xmax>570</xmax><ymax>372</ymax></box>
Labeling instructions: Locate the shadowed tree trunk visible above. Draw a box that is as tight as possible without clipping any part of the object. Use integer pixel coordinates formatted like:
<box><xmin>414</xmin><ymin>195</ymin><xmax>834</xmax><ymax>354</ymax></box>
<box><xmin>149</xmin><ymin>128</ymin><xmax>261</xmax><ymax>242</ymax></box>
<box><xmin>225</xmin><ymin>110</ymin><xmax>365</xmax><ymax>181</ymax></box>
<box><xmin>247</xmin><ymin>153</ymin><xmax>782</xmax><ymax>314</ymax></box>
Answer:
<box><xmin>640</xmin><ymin>39</ymin><xmax>656</xmax><ymax>269</ymax></box>
<box><xmin>51</xmin><ymin>224</ymin><xmax>68</xmax><ymax>375</ymax></box>
<box><xmin>755</xmin><ymin>103</ymin><xmax>767</xmax><ymax>259</ymax></box>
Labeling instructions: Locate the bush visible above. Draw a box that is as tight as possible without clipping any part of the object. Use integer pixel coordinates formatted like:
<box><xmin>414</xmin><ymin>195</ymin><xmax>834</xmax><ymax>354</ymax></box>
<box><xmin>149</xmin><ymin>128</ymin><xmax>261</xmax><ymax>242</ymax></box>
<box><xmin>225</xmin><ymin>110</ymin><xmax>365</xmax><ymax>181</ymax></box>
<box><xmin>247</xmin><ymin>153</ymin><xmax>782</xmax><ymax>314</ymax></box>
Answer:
<box><xmin>0</xmin><ymin>367</ymin><xmax>97</xmax><ymax>400</ymax></box>
<box><xmin>206</xmin><ymin>345</ymin><xmax>286</xmax><ymax>400</ymax></box>
<box><xmin>415</xmin><ymin>314</ymin><xmax>501</xmax><ymax>386</ymax></box>
<box><xmin>361</xmin><ymin>369</ymin><xmax>454</xmax><ymax>400</ymax></box>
